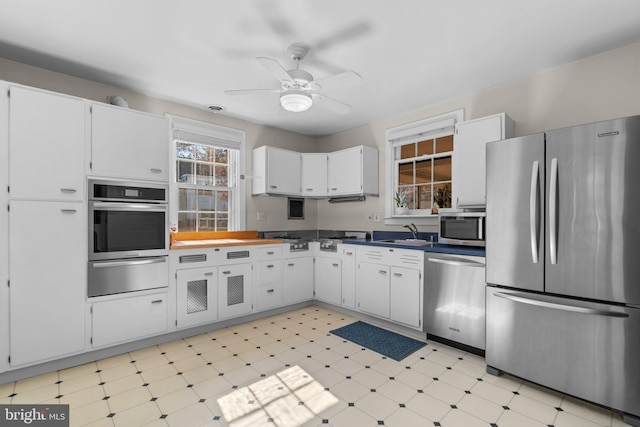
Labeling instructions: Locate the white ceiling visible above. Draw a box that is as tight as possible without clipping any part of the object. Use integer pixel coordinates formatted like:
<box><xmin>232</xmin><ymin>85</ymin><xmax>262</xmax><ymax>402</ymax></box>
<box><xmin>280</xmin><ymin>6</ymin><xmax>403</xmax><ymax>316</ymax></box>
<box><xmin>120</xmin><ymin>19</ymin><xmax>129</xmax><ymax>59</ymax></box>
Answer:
<box><xmin>1</xmin><ymin>0</ymin><xmax>640</xmax><ymax>137</ymax></box>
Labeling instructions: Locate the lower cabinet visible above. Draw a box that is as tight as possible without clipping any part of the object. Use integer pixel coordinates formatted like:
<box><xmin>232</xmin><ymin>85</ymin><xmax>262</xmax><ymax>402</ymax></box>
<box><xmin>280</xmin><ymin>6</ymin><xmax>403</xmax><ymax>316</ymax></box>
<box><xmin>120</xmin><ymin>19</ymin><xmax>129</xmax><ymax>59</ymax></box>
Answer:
<box><xmin>218</xmin><ymin>263</ymin><xmax>253</xmax><ymax>319</ymax></box>
<box><xmin>176</xmin><ymin>267</ymin><xmax>218</xmax><ymax>328</ymax></box>
<box><xmin>357</xmin><ymin>262</ymin><xmax>391</xmax><ymax>318</ymax></box>
<box><xmin>9</xmin><ymin>200</ymin><xmax>86</xmax><ymax>367</ymax></box>
<box><xmin>255</xmin><ymin>260</ymin><xmax>283</xmax><ymax>311</ymax></box>
<box><xmin>283</xmin><ymin>257</ymin><xmax>314</xmax><ymax>304</ymax></box>
<box><xmin>314</xmin><ymin>257</ymin><xmax>342</xmax><ymax>305</ymax></box>
<box><xmin>92</xmin><ymin>292</ymin><xmax>169</xmax><ymax>348</ymax></box>
<box><xmin>341</xmin><ymin>245</ymin><xmax>357</xmax><ymax>309</ymax></box>
<box><xmin>390</xmin><ymin>266</ymin><xmax>421</xmax><ymax>328</ymax></box>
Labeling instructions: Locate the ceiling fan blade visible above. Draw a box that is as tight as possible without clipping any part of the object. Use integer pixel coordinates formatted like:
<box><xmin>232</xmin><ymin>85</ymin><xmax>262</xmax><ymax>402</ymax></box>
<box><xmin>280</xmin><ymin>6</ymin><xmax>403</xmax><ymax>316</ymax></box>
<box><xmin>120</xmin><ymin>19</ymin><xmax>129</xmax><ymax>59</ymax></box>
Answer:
<box><xmin>314</xmin><ymin>21</ymin><xmax>372</xmax><ymax>51</ymax></box>
<box><xmin>256</xmin><ymin>57</ymin><xmax>293</xmax><ymax>83</ymax></box>
<box><xmin>225</xmin><ymin>88</ymin><xmax>281</xmax><ymax>96</ymax></box>
<box><xmin>313</xmin><ymin>71</ymin><xmax>362</xmax><ymax>91</ymax></box>
<box><xmin>312</xmin><ymin>93</ymin><xmax>352</xmax><ymax>114</ymax></box>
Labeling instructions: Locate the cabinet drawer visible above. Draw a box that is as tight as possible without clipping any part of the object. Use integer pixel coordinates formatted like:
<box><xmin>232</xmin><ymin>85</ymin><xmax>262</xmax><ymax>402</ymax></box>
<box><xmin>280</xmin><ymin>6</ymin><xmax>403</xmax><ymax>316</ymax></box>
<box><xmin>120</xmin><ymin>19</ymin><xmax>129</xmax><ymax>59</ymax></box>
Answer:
<box><xmin>357</xmin><ymin>246</ymin><xmax>387</xmax><ymax>263</ymax></box>
<box><xmin>256</xmin><ymin>284</ymin><xmax>282</xmax><ymax>311</ymax></box>
<box><xmin>256</xmin><ymin>260</ymin><xmax>282</xmax><ymax>284</ymax></box>
<box><xmin>92</xmin><ymin>292</ymin><xmax>168</xmax><ymax>348</ymax></box>
<box><xmin>254</xmin><ymin>246</ymin><xmax>283</xmax><ymax>261</ymax></box>
<box><xmin>388</xmin><ymin>249</ymin><xmax>424</xmax><ymax>267</ymax></box>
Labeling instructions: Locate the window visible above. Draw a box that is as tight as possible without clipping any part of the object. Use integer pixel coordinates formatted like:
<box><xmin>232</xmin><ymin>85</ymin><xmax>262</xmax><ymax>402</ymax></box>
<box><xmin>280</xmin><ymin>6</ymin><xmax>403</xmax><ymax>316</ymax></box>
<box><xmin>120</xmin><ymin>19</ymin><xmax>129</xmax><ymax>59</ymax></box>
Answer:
<box><xmin>385</xmin><ymin>109</ymin><xmax>463</xmax><ymax>224</ymax></box>
<box><xmin>169</xmin><ymin>116</ymin><xmax>245</xmax><ymax>232</ymax></box>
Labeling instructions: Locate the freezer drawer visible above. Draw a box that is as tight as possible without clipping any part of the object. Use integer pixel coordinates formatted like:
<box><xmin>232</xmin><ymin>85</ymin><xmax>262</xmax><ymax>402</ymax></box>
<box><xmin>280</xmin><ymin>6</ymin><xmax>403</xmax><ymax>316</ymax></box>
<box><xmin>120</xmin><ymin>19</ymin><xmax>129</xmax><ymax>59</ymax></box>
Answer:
<box><xmin>486</xmin><ymin>287</ymin><xmax>640</xmax><ymax>420</ymax></box>
<box><xmin>425</xmin><ymin>254</ymin><xmax>485</xmax><ymax>350</ymax></box>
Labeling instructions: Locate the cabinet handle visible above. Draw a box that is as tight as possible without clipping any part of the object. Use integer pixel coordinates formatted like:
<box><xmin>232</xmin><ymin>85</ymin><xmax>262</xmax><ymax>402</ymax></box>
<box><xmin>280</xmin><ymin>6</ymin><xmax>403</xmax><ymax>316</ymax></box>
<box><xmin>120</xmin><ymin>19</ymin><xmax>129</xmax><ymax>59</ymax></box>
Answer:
<box><xmin>346</xmin><ymin>252</ymin><xmax>353</xmax><ymax>256</ymax></box>
<box><xmin>288</xmin><ymin>263</ymin><xmax>295</xmax><ymax>267</ymax></box>
<box><xmin>331</xmin><ymin>187</ymin><xmax>338</xmax><ymax>191</ymax></box>
<box><xmin>267</xmin><ymin>264</ymin><xmax>274</xmax><ymax>268</ymax></box>
<box><xmin>306</xmin><ymin>188</ymin><xmax>313</xmax><ymax>191</ymax></box>
<box><xmin>150</xmin><ymin>168</ymin><xmax>162</xmax><ymax>173</ymax></box>
<box><xmin>270</xmin><ymin>185</ymin><xmax>277</xmax><ymax>189</ymax></box>
<box><xmin>60</xmin><ymin>209</ymin><xmax>77</xmax><ymax>213</ymax></box>
<box><xmin>151</xmin><ymin>299</ymin><xmax>163</xmax><ymax>304</ymax></box>
<box><xmin>60</xmin><ymin>188</ymin><xmax>77</xmax><ymax>193</ymax></box>
<box><xmin>267</xmin><ymin>289</ymin><xmax>274</xmax><ymax>293</ymax></box>
<box><xmin>379</xmin><ymin>270</ymin><xmax>387</xmax><ymax>275</ymax></box>
<box><xmin>267</xmin><ymin>251</ymin><xmax>274</xmax><ymax>255</ymax></box>
<box><xmin>393</xmin><ymin>273</ymin><xmax>403</xmax><ymax>277</ymax></box>
<box><xmin>204</xmin><ymin>272</ymin><xmax>214</xmax><ymax>276</ymax></box>
<box><xmin>222</xmin><ymin>270</ymin><xmax>231</xmax><ymax>275</ymax></box>
<box><xmin>332</xmin><ymin>263</ymin><xmax>339</xmax><ymax>267</ymax></box>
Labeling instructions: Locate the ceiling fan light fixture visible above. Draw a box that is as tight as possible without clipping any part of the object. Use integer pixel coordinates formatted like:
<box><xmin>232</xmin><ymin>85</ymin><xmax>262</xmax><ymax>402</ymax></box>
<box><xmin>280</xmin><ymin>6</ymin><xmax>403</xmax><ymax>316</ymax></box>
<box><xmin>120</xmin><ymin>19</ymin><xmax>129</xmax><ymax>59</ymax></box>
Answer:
<box><xmin>280</xmin><ymin>90</ymin><xmax>312</xmax><ymax>112</ymax></box>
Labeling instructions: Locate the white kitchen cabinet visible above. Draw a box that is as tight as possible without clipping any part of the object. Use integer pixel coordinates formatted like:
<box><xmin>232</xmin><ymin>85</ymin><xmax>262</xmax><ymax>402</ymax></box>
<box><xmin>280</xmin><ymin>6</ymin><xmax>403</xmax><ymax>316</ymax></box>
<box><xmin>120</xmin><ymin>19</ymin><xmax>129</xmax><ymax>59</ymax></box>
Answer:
<box><xmin>176</xmin><ymin>266</ymin><xmax>218</xmax><ymax>328</ymax></box>
<box><xmin>301</xmin><ymin>153</ymin><xmax>328</xmax><ymax>197</ymax></box>
<box><xmin>90</xmin><ymin>103</ymin><xmax>169</xmax><ymax>182</ymax></box>
<box><xmin>252</xmin><ymin>146</ymin><xmax>301</xmax><ymax>195</ymax></box>
<box><xmin>341</xmin><ymin>245</ymin><xmax>357</xmax><ymax>309</ymax></box>
<box><xmin>314</xmin><ymin>257</ymin><xmax>342</xmax><ymax>305</ymax></box>
<box><xmin>9</xmin><ymin>86</ymin><xmax>85</xmax><ymax>201</ymax></box>
<box><xmin>357</xmin><ymin>262</ymin><xmax>390</xmax><ymax>318</ymax></box>
<box><xmin>91</xmin><ymin>292</ymin><xmax>168</xmax><ymax>348</ymax></box>
<box><xmin>327</xmin><ymin>146</ymin><xmax>379</xmax><ymax>197</ymax></box>
<box><xmin>218</xmin><ymin>262</ymin><xmax>253</xmax><ymax>318</ymax></box>
<box><xmin>9</xmin><ymin>200</ymin><xmax>86</xmax><ymax>367</ymax></box>
<box><xmin>255</xmin><ymin>260</ymin><xmax>283</xmax><ymax>311</ymax></box>
<box><xmin>453</xmin><ymin>112</ymin><xmax>513</xmax><ymax>208</ymax></box>
<box><xmin>283</xmin><ymin>257</ymin><xmax>314</xmax><ymax>304</ymax></box>
<box><xmin>390</xmin><ymin>266</ymin><xmax>421</xmax><ymax>328</ymax></box>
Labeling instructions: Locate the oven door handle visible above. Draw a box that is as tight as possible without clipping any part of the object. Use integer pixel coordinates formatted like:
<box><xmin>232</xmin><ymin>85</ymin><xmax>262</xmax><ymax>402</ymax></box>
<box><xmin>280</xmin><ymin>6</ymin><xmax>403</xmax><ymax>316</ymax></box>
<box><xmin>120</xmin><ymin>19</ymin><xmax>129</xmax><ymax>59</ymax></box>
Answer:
<box><xmin>91</xmin><ymin>201</ymin><xmax>167</xmax><ymax>211</ymax></box>
<box><xmin>91</xmin><ymin>257</ymin><xmax>167</xmax><ymax>268</ymax></box>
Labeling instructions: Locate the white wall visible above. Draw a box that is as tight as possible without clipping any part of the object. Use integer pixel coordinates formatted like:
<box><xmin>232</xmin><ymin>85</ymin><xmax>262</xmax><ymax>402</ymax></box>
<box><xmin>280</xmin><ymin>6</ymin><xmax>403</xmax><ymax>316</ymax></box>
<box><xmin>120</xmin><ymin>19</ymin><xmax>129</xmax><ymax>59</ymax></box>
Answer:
<box><xmin>0</xmin><ymin>58</ymin><xmax>318</xmax><ymax>231</ymax></box>
<box><xmin>316</xmin><ymin>41</ymin><xmax>640</xmax><ymax>232</ymax></box>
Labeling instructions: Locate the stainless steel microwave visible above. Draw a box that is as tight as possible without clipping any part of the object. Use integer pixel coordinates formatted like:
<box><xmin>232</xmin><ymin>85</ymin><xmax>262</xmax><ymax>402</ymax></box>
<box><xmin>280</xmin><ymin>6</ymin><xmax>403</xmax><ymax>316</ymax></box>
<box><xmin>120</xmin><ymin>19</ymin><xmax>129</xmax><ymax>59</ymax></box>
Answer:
<box><xmin>438</xmin><ymin>212</ymin><xmax>485</xmax><ymax>247</ymax></box>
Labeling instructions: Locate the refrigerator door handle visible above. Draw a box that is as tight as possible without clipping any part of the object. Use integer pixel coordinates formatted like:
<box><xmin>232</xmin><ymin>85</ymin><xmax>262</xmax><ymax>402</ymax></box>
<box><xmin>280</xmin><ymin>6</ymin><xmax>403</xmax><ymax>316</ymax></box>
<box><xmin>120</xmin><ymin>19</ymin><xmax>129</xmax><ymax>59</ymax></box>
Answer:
<box><xmin>549</xmin><ymin>157</ymin><xmax>559</xmax><ymax>265</ymax></box>
<box><xmin>493</xmin><ymin>292</ymin><xmax>629</xmax><ymax>318</ymax></box>
<box><xmin>529</xmin><ymin>160</ymin><xmax>540</xmax><ymax>263</ymax></box>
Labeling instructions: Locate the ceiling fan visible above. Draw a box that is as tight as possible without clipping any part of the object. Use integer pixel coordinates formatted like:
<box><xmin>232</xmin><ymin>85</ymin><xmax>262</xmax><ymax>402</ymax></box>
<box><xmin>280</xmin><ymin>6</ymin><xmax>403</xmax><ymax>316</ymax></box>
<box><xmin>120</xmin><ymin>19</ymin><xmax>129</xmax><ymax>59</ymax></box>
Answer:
<box><xmin>225</xmin><ymin>43</ymin><xmax>362</xmax><ymax>114</ymax></box>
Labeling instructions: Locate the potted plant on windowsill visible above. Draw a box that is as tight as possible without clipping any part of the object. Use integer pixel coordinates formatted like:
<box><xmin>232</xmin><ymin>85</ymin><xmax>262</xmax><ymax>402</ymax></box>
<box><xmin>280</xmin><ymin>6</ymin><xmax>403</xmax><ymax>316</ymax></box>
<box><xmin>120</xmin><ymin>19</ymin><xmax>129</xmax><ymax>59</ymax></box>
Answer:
<box><xmin>394</xmin><ymin>191</ymin><xmax>409</xmax><ymax>215</ymax></box>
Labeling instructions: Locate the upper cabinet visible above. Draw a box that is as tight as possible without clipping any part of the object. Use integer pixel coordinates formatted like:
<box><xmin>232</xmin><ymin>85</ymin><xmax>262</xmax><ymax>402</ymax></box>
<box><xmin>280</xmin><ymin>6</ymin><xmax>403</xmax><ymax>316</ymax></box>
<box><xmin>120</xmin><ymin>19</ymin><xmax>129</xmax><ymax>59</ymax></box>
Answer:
<box><xmin>328</xmin><ymin>146</ymin><xmax>379</xmax><ymax>197</ymax></box>
<box><xmin>9</xmin><ymin>86</ymin><xmax>85</xmax><ymax>201</ymax></box>
<box><xmin>253</xmin><ymin>146</ymin><xmax>301</xmax><ymax>195</ymax></box>
<box><xmin>453</xmin><ymin>113</ymin><xmax>514</xmax><ymax>208</ymax></box>
<box><xmin>301</xmin><ymin>153</ymin><xmax>328</xmax><ymax>197</ymax></box>
<box><xmin>90</xmin><ymin>103</ymin><xmax>170</xmax><ymax>182</ymax></box>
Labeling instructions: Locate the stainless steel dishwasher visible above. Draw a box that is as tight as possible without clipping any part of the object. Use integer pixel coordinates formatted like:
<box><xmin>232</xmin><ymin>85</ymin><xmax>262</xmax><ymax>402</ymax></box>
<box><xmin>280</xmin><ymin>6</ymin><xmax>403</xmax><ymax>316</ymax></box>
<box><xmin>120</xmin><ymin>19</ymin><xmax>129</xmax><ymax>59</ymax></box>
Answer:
<box><xmin>425</xmin><ymin>253</ymin><xmax>486</xmax><ymax>351</ymax></box>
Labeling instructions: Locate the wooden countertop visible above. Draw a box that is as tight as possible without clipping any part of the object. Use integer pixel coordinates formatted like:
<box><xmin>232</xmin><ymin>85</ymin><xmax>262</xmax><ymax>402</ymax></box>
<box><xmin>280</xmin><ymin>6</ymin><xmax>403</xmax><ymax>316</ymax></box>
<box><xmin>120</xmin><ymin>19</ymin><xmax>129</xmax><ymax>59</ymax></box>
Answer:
<box><xmin>170</xmin><ymin>230</ymin><xmax>284</xmax><ymax>250</ymax></box>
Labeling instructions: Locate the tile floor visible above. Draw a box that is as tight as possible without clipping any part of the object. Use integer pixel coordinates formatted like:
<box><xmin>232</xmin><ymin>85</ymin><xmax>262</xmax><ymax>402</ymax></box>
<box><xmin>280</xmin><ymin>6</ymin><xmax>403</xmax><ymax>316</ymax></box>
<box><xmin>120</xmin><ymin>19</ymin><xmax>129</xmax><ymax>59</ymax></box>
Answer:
<box><xmin>0</xmin><ymin>305</ymin><xmax>632</xmax><ymax>427</ymax></box>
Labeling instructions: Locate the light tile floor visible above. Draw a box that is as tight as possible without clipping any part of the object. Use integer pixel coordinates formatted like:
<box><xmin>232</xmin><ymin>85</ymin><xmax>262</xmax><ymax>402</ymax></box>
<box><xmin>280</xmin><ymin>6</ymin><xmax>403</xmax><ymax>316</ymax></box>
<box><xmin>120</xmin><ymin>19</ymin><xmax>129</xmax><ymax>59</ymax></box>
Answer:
<box><xmin>0</xmin><ymin>305</ymin><xmax>632</xmax><ymax>427</ymax></box>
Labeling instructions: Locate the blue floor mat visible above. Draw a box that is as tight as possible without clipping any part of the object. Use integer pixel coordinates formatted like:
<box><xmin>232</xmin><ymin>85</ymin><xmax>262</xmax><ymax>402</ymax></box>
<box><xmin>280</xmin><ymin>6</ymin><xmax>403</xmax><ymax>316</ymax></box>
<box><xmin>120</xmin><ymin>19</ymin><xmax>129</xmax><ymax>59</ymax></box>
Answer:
<box><xmin>330</xmin><ymin>321</ymin><xmax>426</xmax><ymax>361</ymax></box>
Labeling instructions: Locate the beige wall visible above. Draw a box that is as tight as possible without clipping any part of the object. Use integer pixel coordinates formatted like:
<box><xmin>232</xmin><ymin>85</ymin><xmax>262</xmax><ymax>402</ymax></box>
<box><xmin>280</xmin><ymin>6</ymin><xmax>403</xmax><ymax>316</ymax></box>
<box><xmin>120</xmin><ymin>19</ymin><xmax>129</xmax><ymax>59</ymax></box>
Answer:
<box><xmin>317</xmin><ymin>41</ymin><xmax>640</xmax><ymax>232</ymax></box>
<box><xmin>3</xmin><ymin>41</ymin><xmax>640</xmax><ymax>233</ymax></box>
<box><xmin>0</xmin><ymin>58</ymin><xmax>318</xmax><ymax>232</ymax></box>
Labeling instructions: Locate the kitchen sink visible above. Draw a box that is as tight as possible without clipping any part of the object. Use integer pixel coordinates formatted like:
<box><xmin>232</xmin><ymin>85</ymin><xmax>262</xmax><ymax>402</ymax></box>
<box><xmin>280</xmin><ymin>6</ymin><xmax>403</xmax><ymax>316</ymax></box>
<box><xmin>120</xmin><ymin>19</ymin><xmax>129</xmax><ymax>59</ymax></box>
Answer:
<box><xmin>376</xmin><ymin>239</ymin><xmax>434</xmax><ymax>246</ymax></box>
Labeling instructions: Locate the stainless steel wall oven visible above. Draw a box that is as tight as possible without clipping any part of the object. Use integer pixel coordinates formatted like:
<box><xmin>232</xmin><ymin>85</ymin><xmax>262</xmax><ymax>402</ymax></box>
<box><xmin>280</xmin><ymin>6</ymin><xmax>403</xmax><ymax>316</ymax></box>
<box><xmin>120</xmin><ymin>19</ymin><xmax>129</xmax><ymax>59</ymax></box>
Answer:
<box><xmin>88</xmin><ymin>179</ymin><xmax>169</xmax><ymax>297</ymax></box>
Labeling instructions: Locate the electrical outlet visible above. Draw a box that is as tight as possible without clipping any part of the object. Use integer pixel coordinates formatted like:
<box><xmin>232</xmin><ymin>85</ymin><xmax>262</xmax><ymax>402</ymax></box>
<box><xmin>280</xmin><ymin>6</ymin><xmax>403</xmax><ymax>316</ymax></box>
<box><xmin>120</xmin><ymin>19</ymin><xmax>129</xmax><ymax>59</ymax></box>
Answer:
<box><xmin>365</xmin><ymin>214</ymin><xmax>373</xmax><ymax>222</ymax></box>
<box><xmin>373</xmin><ymin>213</ymin><xmax>382</xmax><ymax>222</ymax></box>
<box><xmin>257</xmin><ymin>212</ymin><xmax>266</xmax><ymax>221</ymax></box>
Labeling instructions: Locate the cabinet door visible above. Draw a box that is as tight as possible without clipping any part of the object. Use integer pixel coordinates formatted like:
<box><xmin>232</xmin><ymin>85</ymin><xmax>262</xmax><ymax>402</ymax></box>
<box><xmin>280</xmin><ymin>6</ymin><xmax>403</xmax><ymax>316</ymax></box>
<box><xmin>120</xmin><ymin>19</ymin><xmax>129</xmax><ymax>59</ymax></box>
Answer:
<box><xmin>390</xmin><ymin>266</ymin><xmax>421</xmax><ymax>328</ymax></box>
<box><xmin>92</xmin><ymin>292</ymin><xmax>168</xmax><ymax>348</ymax></box>
<box><xmin>255</xmin><ymin>260</ymin><xmax>282</xmax><ymax>311</ymax></box>
<box><xmin>218</xmin><ymin>263</ymin><xmax>253</xmax><ymax>318</ymax></box>
<box><xmin>9</xmin><ymin>200</ymin><xmax>85</xmax><ymax>366</ymax></box>
<box><xmin>176</xmin><ymin>267</ymin><xmax>218</xmax><ymax>328</ymax></box>
<box><xmin>314</xmin><ymin>257</ymin><xmax>342</xmax><ymax>305</ymax></box>
<box><xmin>357</xmin><ymin>262</ymin><xmax>390</xmax><ymax>318</ymax></box>
<box><xmin>301</xmin><ymin>153</ymin><xmax>328</xmax><ymax>197</ymax></box>
<box><xmin>91</xmin><ymin>103</ymin><xmax>169</xmax><ymax>181</ymax></box>
<box><xmin>9</xmin><ymin>86</ymin><xmax>84</xmax><ymax>201</ymax></box>
<box><xmin>453</xmin><ymin>114</ymin><xmax>506</xmax><ymax>208</ymax></box>
<box><xmin>328</xmin><ymin>147</ymin><xmax>362</xmax><ymax>195</ymax></box>
<box><xmin>283</xmin><ymin>257</ymin><xmax>314</xmax><ymax>304</ymax></box>
<box><xmin>341</xmin><ymin>246</ymin><xmax>357</xmax><ymax>308</ymax></box>
<box><xmin>268</xmin><ymin>147</ymin><xmax>301</xmax><ymax>195</ymax></box>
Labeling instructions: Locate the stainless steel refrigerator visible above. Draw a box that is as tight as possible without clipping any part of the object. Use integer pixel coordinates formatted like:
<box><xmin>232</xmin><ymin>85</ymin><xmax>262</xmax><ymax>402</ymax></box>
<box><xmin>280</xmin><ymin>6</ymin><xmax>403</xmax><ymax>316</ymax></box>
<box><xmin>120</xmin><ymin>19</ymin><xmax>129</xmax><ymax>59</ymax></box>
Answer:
<box><xmin>485</xmin><ymin>116</ymin><xmax>640</xmax><ymax>426</ymax></box>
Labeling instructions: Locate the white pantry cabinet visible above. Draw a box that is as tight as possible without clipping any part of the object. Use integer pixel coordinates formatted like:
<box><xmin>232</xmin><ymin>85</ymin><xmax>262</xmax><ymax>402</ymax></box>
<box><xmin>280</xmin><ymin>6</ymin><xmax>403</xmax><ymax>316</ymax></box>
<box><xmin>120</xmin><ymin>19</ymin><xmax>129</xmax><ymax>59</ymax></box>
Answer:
<box><xmin>176</xmin><ymin>266</ymin><xmax>218</xmax><ymax>328</ymax></box>
<box><xmin>301</xmin><ymin>153</ymin><xmax>328</xmax><ymax>197</ymax></box>
<box><xmin>90</xmin><ymin>103</ymin><xmax>170</xmax><ymax>182</ymax></box>
<box><xmin>9</xmin><ymin>200</ymin><xmax>86</xmax><ymax>367</ymax></box>
<box><xmin>453</xmin><ymin>112</ymin><xmax>514</xmax><ymax>208</ymax></box>
<box><xmin>252</xmin><ymin>146</ymin><xmax>301</xmax><ymax>195</ymax></box>
<box><xmin>91</xmin><ymin>292</ymin><xmax>168</xmax><ymax>348</ymax></box>
<box><xmin>8</xmin><ymin>86</ymin><xmax>85</xmax><ymax>201</ymax></box>
<box><xmin>328</xmin><ymin>145</ymin><xmax>379</xmax><ymax>197</ymax></box>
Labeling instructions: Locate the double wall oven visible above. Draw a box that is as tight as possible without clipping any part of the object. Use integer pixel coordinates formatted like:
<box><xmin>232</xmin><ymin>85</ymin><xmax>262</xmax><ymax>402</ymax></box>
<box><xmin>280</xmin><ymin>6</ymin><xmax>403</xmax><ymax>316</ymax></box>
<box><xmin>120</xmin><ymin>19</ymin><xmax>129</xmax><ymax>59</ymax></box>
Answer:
<box><xmin>88</xmin><ymin>179</ymin><xmax>169</xmax><ymax>297</ymax></box>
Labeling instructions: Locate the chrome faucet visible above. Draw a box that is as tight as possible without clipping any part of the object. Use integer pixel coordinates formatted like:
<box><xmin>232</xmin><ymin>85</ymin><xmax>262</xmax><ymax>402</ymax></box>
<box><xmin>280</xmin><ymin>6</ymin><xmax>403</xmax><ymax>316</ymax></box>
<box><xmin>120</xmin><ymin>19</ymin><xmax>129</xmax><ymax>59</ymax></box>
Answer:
<box><xmin>403</xmin><ymin>223</ymin><xmax>419</xmax><ymax>240</ymax></box>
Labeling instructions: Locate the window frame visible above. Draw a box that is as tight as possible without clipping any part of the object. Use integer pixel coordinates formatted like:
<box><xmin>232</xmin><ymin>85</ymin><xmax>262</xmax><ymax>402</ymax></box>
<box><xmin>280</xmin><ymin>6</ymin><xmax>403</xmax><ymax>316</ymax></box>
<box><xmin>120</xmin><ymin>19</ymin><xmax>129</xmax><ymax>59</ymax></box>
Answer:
<box><xmin>384</xmin><ymin>109</ymin><xmax>463</xmax><ymax>226</ymax></box>
<box><xmin>167</xmin><ymin>115</ymin><xmax>246</xmax><ymax>233</ymax></box>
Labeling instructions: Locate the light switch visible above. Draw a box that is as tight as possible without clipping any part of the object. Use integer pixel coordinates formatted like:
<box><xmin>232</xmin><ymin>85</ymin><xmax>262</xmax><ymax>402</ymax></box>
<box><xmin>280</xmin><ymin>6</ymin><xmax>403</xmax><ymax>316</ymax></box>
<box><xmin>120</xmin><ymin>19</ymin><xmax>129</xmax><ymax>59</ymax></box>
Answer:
<box><xmin>257</xmin><ymin>212</ymin><xmax>266</xmax><ymax>221</ymax></box>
